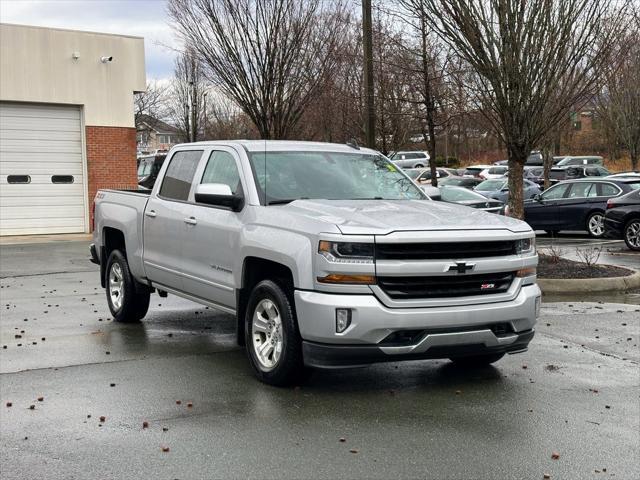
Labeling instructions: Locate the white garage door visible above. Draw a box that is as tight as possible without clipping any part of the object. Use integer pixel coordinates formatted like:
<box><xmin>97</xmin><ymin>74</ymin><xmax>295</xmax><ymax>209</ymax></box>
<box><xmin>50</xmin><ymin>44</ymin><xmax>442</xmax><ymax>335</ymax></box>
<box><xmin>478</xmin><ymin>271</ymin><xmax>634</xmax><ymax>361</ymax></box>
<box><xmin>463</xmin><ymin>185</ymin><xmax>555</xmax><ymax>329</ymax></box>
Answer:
<box><xmin>0</xmin><ymin>103</ymin><xmax>87</xmax><ymax>236</ymax></box>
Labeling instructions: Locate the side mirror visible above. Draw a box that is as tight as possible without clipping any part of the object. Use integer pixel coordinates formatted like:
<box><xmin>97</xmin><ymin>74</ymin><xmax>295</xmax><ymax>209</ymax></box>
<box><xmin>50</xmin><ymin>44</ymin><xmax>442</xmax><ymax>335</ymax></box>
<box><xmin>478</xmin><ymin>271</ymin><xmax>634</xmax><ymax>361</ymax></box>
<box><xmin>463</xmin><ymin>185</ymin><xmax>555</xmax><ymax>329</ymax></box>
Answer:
<box><xmin>500</xmin><ymin>187</ymin><xmax>509</xmax><ymax>192</ymax></box>
<box><xmin>533</xmin><ymin>193</ymin><xmax>542</xmax><ymax>202</ymax></box>
<box><xmin>194</xmin><ymin>183</ymin><xmax>244</xmax><ymax>211</ymax></box>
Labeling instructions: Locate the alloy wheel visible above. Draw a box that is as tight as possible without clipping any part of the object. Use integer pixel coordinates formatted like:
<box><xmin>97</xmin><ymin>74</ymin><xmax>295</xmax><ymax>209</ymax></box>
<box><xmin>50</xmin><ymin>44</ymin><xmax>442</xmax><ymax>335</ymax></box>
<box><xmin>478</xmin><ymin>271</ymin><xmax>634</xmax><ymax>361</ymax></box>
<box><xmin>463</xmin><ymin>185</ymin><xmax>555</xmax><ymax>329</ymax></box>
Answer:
<box><xmin>588</xmin><ymin>214</ymin><xmax>604</xmax><ymax>237</ymax></box>
<box><xmin>108</xmin><ymin>262</ymin><xmax>124</xmax><ymax>311</ymax></box>
<box><xmin>626</xmin><ymin>220</ymin><xmax>640</xmax><ymax>249</ymax></box>
<box><xmin>251</xmin><ymin>299</ymin><xmax>283</xmax><ymax>371</ymax></box>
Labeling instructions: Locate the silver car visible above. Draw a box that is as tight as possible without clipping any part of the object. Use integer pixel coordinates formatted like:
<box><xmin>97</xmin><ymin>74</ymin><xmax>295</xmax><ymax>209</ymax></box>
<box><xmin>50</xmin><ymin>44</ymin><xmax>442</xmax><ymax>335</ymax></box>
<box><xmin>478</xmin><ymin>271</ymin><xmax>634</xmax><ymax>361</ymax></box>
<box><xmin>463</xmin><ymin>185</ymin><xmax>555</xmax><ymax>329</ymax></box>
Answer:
<box><xmin>389</xmin><ymin>150</ymin><xmax>430</xmax><ymax>169</ymax></box>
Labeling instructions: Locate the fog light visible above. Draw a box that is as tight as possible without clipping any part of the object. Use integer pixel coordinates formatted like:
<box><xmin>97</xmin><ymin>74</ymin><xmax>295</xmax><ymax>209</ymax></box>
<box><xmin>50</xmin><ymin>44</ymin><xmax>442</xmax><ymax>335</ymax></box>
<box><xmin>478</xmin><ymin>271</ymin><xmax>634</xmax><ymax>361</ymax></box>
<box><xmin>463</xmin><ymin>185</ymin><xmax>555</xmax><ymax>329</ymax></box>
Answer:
<box><xmin>535</xmin><ymin>296</ymin><xmax>541</xmax><ymax>318</ymax></box>
<box><xmin>336</xmin><ymin>308</ymin><xmax>352</xmax><ymax>333</ymax></box>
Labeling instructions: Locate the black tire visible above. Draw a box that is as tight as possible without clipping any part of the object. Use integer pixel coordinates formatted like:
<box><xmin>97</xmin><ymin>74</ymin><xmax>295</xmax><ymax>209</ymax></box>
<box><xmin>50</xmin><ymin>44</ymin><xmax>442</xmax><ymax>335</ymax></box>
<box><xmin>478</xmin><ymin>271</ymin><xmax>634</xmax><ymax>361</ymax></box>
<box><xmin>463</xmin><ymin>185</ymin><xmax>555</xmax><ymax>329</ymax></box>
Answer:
<box><xmin>624</xmin><ymin>218</ymin><xmax>640</xmax><ymax>251</ymax></box>
<box><xmin>244</xmin><ymin>280</ymin><xmax>306</xmax><ymax>387</ymax></box>
<box><xmin>449</xmin><ymin>353</ymin><xmax>505</xmax><ymax>366</ymax></box>
<box><xmin>586</xmin><ymin>211</ymin><xmax>605</xmax><ymax>238</ymax></box>
<box><xmin>414</xmin><ymin>163</ymin><xmax>425</xmax><ymax>168</ymax></box>
<box><xmin>105</xmin><ymin>250</ymin><xmax>150</xmax><ymax>323</ymax></box>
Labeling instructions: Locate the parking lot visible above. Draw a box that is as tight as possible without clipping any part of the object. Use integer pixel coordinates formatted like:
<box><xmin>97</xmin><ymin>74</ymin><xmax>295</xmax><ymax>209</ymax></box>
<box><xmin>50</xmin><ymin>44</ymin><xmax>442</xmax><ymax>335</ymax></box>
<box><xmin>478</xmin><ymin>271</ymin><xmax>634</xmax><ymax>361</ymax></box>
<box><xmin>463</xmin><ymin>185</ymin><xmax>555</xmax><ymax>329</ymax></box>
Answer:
<box><xmin>1</xmin><ymin>239</ymin><xmax>639</xmax><ymax>479</ymax></box>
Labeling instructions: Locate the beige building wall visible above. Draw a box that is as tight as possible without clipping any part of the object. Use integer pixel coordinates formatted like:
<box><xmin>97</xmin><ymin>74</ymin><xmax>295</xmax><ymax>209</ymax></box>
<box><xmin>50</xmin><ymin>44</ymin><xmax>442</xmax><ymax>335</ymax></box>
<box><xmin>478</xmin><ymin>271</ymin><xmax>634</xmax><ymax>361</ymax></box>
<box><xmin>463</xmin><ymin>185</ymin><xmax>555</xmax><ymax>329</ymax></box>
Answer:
<box><xmin>0</xmin><ymin>23</ymin><xmax>145</xmax><ymax>127</ymax></box>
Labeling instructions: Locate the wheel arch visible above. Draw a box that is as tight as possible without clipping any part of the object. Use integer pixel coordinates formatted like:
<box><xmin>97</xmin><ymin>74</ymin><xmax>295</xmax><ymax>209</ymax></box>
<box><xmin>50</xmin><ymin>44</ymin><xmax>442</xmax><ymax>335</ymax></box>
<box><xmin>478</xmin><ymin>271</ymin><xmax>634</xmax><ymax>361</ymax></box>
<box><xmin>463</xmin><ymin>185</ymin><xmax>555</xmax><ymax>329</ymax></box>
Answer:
<box><xmin>236</xmin><ymin>257</ymin><xmax>295</xmax><ymax>347</ymax></box>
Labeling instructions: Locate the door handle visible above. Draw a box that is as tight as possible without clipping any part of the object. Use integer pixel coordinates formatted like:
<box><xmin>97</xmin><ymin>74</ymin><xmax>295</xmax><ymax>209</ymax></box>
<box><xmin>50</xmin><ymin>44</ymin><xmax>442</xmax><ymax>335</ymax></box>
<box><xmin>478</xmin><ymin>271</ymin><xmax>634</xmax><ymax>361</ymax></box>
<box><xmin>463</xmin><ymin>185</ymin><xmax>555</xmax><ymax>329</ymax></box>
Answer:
<box><xmin>184</xmin><ymin>217</ymin><xmax>197</xmax><ymax>226</ymax></box>
<box><xmin>145</xmin><ymin>210</ymin><xmax>157</xmax><ymax>218</ymax></box>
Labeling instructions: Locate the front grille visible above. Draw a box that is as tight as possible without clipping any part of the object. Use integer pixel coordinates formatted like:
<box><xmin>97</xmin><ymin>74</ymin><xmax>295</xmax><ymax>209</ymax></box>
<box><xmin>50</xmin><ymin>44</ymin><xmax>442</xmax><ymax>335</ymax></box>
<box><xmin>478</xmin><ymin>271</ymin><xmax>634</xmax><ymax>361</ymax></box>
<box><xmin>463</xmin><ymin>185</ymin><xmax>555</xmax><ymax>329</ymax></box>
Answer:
<box><xmin>377</xmin><ymin>271</ymin><xmax>516</xmax><ymax>299</ymax></box>
<box><xmin>375</xmin><ymin>241</ymin><xmax>516</xmax><ymax>260</ymax></box>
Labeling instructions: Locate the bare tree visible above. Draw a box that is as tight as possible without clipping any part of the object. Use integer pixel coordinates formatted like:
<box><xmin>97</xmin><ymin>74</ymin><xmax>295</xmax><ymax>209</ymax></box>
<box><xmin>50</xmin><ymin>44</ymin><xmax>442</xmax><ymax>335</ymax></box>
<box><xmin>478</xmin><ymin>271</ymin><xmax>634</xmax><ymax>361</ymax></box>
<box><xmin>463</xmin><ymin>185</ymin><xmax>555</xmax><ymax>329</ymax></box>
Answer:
<box><xmin>418</xmin><ymin>0</ymin><xmax>624</xmax><ymax>218</ymax></box>
<box><xmin>134</xmin><ymin>81</ymin><xmax>168</xmax><ymax>128</ymax></box>
<box><xmin>168</xmin><ymin>0</ymin><xmax>346</xmax><ymax>140</ymax></box>
<box><xmin>596</xmin><ymin>9</ymin><xmax>640</xmax><ymax>170</ymax></box>
<box><xmin>167</xmin><ymin>49</ymin><xmax>207</xmax><ymax>142</ymax></box>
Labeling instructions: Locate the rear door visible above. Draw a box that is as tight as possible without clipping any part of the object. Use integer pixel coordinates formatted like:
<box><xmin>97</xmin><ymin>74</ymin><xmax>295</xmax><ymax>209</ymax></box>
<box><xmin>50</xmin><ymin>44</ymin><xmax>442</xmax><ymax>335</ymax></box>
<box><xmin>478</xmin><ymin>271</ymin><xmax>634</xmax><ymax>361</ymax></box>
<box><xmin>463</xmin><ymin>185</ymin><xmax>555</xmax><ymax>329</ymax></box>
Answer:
<box><xmin>180</xmin><ymin>148</ymin><xmax>245</xmax><ymax>309</ymax></box>
<box><xmin>142</xmin><ymin>149</ymin><xmax>204</xmax><ymax>290</ymax></box>
<box><xmin>562</xmin><ymin>182</ymin><xmax>597</xmax><ymax>229</ymax></box>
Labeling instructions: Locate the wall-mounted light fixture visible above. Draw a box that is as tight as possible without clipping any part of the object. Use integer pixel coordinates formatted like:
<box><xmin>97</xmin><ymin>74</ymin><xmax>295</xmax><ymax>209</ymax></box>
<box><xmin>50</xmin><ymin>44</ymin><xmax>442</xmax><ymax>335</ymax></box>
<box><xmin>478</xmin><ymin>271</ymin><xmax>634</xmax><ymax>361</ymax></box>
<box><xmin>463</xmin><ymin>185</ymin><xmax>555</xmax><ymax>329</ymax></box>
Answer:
<box><xmin>100</xmin><ymin>56</ymin><xmax>113</xmax><ymax>63</ymax></box>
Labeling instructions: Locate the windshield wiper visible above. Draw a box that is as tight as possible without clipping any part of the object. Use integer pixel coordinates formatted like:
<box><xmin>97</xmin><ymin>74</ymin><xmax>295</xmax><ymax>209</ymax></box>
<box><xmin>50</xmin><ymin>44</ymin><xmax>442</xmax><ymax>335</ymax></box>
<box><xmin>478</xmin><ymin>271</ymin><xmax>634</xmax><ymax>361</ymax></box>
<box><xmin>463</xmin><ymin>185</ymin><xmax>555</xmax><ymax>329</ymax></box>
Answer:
<box><xmin>349</xmin><ymin>197</ymin><xmax>385</xmax><ymax>200</ymax></box>
<box><xmin>267</xmin><ymin>197</ymin><xmax>309</xmax><ymax>205</ymax></box>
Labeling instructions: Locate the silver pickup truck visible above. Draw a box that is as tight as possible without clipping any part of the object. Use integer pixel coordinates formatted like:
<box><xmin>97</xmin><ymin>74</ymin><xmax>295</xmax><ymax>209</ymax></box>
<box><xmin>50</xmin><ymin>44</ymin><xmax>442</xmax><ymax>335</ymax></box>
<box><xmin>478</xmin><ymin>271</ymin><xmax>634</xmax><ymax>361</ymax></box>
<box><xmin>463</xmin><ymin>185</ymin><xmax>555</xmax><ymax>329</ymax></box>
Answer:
<box><xmin>91</xmin><ymin>140</ymin><xmax>540</xmax><ymax>386</ymax></box>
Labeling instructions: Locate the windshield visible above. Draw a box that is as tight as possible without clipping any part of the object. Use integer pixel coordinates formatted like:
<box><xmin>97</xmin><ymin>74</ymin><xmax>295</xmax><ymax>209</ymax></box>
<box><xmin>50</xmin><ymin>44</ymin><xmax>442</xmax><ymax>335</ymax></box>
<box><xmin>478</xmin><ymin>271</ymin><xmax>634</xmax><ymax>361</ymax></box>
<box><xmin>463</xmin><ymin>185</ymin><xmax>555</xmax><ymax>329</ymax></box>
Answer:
<box><xmin>248</xmin><ymin>151</ymin><xmax>425</xmax><ymax>204</ymax></box>
<box><xmin>440</xmin><ymin>186</ymin><xmax>487</xmax><ymax>202</ymax></box>
<box><xmin>476</xmin><ymin>179</ymin><xmax>505</xmax><ymax>191</ymax></box>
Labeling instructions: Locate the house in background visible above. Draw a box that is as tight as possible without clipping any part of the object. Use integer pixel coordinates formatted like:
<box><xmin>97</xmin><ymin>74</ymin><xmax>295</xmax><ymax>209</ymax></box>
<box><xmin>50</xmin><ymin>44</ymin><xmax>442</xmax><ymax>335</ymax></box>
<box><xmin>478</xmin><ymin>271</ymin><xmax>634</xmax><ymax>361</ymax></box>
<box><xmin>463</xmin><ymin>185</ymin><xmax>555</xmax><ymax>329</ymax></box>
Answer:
<box><xmin>136</xmin><ymin>114</ymin><xmax>181</xmax><ymax>154</ymax></box>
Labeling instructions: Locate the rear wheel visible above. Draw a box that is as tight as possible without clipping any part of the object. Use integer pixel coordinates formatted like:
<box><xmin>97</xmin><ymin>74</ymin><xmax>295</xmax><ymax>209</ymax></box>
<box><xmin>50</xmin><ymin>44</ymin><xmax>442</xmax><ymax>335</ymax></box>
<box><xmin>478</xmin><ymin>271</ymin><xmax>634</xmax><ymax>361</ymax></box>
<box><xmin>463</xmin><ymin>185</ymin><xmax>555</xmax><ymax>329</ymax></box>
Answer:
<box><xmin>449</xmin><ymin>353</ymin><xmax>505</xmax><ymax>366</ymax></box>
<box><xmin>586</xmin><ymin>212</ymin><xmax>605</xmax><ymax>238</ymax></box>
<box><xmin>624</xmin><ymin>218</ymin><xmax>640</xmax><ymax>251</ymax></box>
<box><xmin>105</xmin><ymin>250</ymin><xmax>150</xmax><ymax>322</ymax></box>
<box><xmin>414</xmin><ymin>163</ymin><xmax>425</xmax><ymax>168</ymax></box>
<box><xmin>245</xmin><ymin>280</ymin><xmax>306</xmax><ymax>386</ymax></box>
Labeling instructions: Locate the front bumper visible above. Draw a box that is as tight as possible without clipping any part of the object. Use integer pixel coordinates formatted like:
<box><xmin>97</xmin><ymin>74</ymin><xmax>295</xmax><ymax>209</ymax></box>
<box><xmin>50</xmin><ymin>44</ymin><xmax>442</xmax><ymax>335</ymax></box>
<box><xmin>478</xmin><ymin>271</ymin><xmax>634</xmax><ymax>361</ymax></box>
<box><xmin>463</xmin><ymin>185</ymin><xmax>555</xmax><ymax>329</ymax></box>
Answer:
<box><xmin>294</xmin><ymin>284</ymin><xmax>540</xmax><ymax>368</ymax></box>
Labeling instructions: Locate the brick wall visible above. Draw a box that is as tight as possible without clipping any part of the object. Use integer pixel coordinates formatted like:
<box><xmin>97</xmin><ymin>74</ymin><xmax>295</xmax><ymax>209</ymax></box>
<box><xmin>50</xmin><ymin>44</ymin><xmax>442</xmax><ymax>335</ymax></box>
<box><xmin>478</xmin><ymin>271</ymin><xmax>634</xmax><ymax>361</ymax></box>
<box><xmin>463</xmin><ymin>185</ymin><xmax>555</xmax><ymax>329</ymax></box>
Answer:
<box><xmin>86</xmin><ymin>126</ymin><xmax>138</xmax><ymax>228</ymax></box>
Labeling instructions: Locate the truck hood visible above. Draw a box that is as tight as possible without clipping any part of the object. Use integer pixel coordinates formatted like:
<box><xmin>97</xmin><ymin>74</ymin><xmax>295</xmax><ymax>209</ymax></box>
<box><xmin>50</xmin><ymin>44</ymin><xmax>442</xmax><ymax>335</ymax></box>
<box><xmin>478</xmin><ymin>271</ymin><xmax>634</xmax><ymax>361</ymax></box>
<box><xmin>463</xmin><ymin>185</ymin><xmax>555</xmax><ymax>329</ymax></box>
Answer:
<box><xmin>278</xmin><ymin>199</ymin><xmax>531</xmax><ymax>235</ymax></box>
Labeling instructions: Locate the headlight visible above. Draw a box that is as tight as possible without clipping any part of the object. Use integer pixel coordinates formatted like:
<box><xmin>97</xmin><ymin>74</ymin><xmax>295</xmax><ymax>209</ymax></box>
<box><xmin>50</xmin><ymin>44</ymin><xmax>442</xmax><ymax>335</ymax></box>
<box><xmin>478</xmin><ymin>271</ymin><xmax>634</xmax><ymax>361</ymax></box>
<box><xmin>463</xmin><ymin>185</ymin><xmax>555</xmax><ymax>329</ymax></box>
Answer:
<box><xmin>318</xmin><ymin>241</ymin><xmax>374</xmax><ymax>264</ymax></box>
<box><xmin>516</xmin><ymin>237</ymin><xmax>535</xmax><ymax>255</ymax></box>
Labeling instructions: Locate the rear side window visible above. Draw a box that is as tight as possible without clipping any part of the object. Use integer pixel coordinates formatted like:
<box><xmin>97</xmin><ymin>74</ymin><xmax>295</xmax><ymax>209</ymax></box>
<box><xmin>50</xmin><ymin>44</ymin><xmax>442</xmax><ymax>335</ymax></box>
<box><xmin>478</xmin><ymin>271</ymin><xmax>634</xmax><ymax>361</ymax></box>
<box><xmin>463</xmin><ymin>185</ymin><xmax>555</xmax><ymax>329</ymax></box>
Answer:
<box><xmin>159</xmin><ymin>150</ymin><xmax>203</xmax><ymax>201</ymax></box>
<box><xmin>200</xmin><ymin>151</ymin><xmax>241</xmax><ymax>194</ymax></box>
<box><xmin>597</xmin><ymin>183</ymin><xmax>620</xmax><ymax>197</ymax></box>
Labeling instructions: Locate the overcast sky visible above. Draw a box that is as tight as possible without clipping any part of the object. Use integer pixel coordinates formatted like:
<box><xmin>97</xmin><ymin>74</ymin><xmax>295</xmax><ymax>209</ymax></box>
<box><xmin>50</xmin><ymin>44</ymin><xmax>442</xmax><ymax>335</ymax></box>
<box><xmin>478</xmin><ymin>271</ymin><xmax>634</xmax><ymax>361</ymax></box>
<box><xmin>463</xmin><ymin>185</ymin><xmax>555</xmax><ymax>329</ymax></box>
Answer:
<box><xmin>0</xmin><ymin>0</ymin><xmax>177</xmax><ymax>80</ymax></box>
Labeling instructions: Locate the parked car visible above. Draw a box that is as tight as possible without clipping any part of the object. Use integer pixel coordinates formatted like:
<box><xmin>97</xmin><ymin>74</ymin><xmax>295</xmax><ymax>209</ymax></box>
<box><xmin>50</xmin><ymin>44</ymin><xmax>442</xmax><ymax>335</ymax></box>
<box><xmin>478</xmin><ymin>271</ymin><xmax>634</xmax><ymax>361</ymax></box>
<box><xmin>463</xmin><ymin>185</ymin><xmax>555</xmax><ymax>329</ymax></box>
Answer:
<box><xmin>91</xmin><ymin>140</ymin><xmax>539</xmax><ymax>386</ymax></box>
<box><xmin>389</xmin><ymin>151</ymin><xmax>430</xmax><ymax>169</ymax></box>
<box><xmin>462</xmin><ymin>165</ymin><xmax>494</xmax><ymax>178</ymax></box>
<box><xmin>137</xmin><ymin>152</ymin><xmax>167</xmax><ymax>190</ymax></box>
<box><xmin>604</xmin><ymin>190</ymin><xmax>640</xmax><ymax>251</ymax></box>
<box><xmin>549</xmin><ymin>165</ymin><xmax>610</xmax><ymax>184</ymax></box>
<box><xmin>523</xmin><ymin>178</ymin><xmax>640</xmax><ymax>237</ymax></box>
<box><xmin>555</xmin><ymin>156</ymin><xmax>603</xmax><ymax>167</ymax></box>
<box><xmin>438</xmin><ymin>176</ymin><xmax>483</xmax><ymax>189</ymax></box>
<box><xmin>494</xmin><ymin>151</ymin><xmax>543</xmax><ymax>166</ymax></box>
<box><xmin>479</xmin><ymin>166</ymin><xmax>508</xmax><ymax>179</ymax></box>
<box><xmin>429</xmin><ymin>186</ymin><xmax>504</xmax><ymax>214</ymax></box>
<box><xmin>405</xmin><ymin>167</ymin><xmax>452</xmax><ymax>184</ymax></box>
<box><xmin>475</xmin><ymin>178</ymin><xmax>541</xmax><ymax>203</ymax></box>
<box><xmin>607</xmin><ymin>171</ymin><xmax>640</xmax><ymax>179</ymax></box>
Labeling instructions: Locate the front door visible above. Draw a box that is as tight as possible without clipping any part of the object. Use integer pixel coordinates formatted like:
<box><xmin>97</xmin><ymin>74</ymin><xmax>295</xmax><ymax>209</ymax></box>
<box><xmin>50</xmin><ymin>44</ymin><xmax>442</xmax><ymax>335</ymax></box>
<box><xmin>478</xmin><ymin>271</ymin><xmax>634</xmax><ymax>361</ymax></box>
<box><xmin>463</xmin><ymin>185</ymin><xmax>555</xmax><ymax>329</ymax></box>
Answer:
<box><xmin>142</xmin><ymin>149</ymin><xmax>204</xmax><ymax>290</ymax></box>
<box><xmin>524</xmin><ymin>182</ymin><xmax>571</xmax><ymax>230</ymax></box>
<box><xmin>180</xmin><ymin>149</ymin><xmax>245</xmax><ymax>309</ymax></box>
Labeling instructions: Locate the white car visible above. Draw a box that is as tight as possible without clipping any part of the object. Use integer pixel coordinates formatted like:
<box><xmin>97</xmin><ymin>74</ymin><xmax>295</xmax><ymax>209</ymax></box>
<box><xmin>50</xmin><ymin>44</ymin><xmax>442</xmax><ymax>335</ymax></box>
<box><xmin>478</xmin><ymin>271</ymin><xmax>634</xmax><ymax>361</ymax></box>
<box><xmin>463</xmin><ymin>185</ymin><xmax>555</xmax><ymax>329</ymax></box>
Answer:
<box><xmin>389</xmin><ymin>151</ymin><xmax>430</xmax><ymax>169</ymax></box>
<box><xmin>479</xmin><ymin>166</ymin><xmax>509</xmax><ymax>179</ymax></box>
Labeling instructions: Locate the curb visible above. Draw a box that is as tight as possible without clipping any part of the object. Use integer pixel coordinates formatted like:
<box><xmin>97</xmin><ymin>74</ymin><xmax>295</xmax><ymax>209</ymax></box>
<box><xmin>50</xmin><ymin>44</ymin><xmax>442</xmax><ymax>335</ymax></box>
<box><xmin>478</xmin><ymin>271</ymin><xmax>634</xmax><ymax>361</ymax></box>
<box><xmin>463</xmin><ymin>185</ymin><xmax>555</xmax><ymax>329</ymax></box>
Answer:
<box><xmin>538</xmin><ymin>269</ymin><xmax>640</xmax><ymax>294</ymax></box>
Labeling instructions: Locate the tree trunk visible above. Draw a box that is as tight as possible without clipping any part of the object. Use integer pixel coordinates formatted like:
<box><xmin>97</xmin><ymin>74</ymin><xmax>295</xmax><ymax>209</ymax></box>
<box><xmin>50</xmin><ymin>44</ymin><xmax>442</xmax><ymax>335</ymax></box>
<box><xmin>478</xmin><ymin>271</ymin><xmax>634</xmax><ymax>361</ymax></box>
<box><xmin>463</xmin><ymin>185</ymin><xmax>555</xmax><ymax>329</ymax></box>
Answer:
<box><xmin>507</xmin><ymin>146</ymin><xmax>528</xmax><ymax>219</ymax></box>
<box><xmin>543</xmin><ymin>147</ymin><xmax>553</xmax><ymax>190</ymax></box>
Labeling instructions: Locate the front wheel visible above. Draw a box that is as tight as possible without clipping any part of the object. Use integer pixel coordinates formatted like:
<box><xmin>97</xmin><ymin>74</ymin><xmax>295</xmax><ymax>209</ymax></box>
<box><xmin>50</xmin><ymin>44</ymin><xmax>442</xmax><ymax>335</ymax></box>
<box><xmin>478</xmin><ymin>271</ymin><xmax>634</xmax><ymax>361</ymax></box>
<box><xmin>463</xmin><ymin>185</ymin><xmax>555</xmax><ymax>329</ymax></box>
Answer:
<box><xmin>105</xmin><ymin>250</ymin><xmax>150</xmax><ymax>322</ymax></box>
<box><xmin>245</xmin><ymin>280</ymin><xmax>306</xmax><ymax>386</ymax></box>
<box><xmin>624</xmin><ymin>218</ymin><xmax>640</xmax><ymax>251</ymax></box>
<box><xmin>586</xmin><ymin>212</ymin><xmax>605</xmax><ymax>238</ymax></box>
<box><xmin>449</xmin><ymin>353</ymin><xmax>505</xmax><ymax>367</ymax></box>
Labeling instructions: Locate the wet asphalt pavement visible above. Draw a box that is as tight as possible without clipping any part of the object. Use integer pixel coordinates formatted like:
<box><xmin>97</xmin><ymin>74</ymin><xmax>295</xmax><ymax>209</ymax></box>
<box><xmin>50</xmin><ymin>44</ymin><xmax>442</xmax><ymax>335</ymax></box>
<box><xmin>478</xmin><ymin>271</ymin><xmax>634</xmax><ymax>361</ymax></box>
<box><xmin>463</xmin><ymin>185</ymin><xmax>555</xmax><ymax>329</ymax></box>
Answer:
<box><xmin>1</xmin><ymin>241</ymin><xmax>639</xmax><ymax>480</ymax></box>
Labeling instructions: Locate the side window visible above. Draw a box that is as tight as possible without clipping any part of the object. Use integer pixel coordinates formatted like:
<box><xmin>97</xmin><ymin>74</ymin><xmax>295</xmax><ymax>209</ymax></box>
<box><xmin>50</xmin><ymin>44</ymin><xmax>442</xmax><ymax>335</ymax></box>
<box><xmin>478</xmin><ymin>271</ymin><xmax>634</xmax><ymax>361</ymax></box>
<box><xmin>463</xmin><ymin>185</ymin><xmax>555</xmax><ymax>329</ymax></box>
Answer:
<box><xmin>567</xmin><ymin>182</ymin><xmax>593</xmax><ymax>198</ymax></box>
<box><xmin>200</xmin><ymin>151</ymin><xmax>241</xmax><ymax>194</ymax></box>
<box><xmin>598</xmin><ymin>183</ymin><xmax>619</xmax><ymax>197</ymax></box>
<box><xmin>159</xmin><ymin>150</ymin><xmax>203</xmax><ymax>201</ymax></box>
<box><xmin>597</xmin><ymin>167</ymin><xmax>609</xmax><ymax>176</ymax></box>
<box><xmin>542</xmin><ymin>183</ymin><xmax>570</xmax><ymax>200</ymax></box>
<box><xmin>585</xmin><ymin>167</ymin><xmax>599</xmax><ymax>177</ymax></box>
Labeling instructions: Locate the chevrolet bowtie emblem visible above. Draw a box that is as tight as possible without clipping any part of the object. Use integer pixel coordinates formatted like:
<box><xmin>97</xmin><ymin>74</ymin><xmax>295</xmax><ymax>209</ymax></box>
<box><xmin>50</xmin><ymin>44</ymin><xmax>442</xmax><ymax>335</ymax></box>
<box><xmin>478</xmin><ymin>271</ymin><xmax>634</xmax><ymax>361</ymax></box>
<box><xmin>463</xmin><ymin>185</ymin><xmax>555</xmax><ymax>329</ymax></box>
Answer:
<box><xmin>448</xmin><ymin>262</ymin><xmax>475</xmax><ymax>274</ymax></box>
